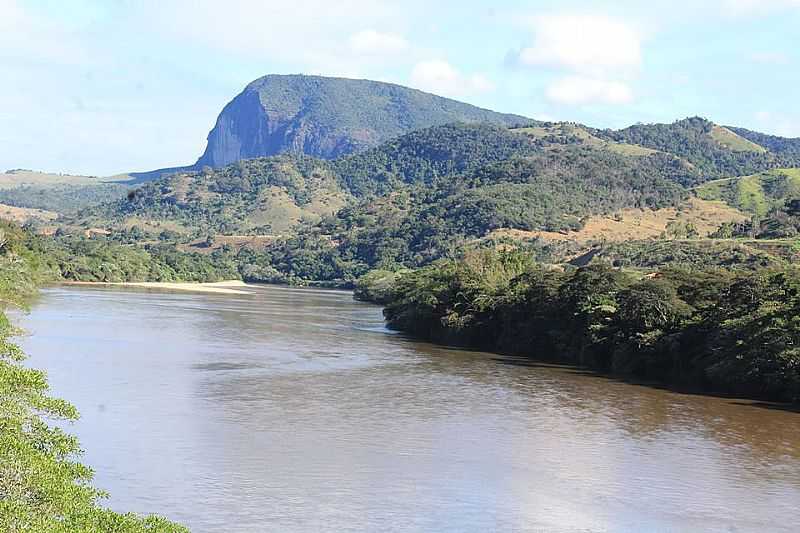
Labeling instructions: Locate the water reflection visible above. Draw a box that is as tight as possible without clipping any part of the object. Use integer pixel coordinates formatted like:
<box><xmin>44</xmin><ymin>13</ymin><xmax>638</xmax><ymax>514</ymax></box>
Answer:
<box><xmin>15</xmin><ymin>285</ymin><xmax>800</xmax><ymax>533</ymax></box>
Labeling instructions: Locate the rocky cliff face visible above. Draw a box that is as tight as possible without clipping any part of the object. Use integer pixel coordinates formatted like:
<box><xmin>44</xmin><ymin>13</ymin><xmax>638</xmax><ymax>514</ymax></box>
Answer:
<box><xmin>194</xmin><ymin>74</ymin><xmax>531</xmax><ymax>168</ymax></box>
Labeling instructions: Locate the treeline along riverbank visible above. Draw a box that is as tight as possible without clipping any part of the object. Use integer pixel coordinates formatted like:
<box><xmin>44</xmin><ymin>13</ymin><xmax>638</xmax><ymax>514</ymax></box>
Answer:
<box><xmin>358</xmin><ymin>251</ymin><xmax>800</xmax><ymax>404</ymax></box>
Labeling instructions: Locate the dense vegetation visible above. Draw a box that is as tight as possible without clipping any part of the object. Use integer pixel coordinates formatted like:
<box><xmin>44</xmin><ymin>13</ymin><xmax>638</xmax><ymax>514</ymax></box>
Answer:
<box><xmin>0</xmin><ymin>221</ymin><xmax>185</xmax><ymax>531</ymax></box>
<box><xmin>0</xmin><ymin>183</ymin><xmax>130</xmax><ymax>214</ymax></box>
<box><xmin>729</xmin><ymin>126</ymin><xmax>800</xmax><ymax>159</ymax></box>
<box><xmin>600</xmin><ymin>117</ymin><xmax>800</xmax><ymax>182</ymax></box>
<box><xmin>31</xmin><ymin>117</ymin><xmax>800</xmax><ymax>290</ymax></box>
<box><xmin>583</xmin><ymin>240</ymin><xmax>790</xmax><ymax>270</ymax></box>
<box><xmin>331</xmin><ymin>123</ymin><xmax>541</xmax><ymax>196</ymax></box>
<box><xmin>695</xmin><ymin>168</ymin><xmax>800</xmax><ymax>217</ymax></box>
<box><xmin>377</xmin><ymin>250</ymin><xmax>800</xmax><ymax>403</ymax></box>
<box><xmin>250</xmin><ymin>142</ymin><xmax>688</xmax><ymax>281</ymax></box>
<box><xmin>85</xmin><ymin>156</ymin><xmax>348</xmax><ymax>236</ymax></box>
<box><xmin>0</xmin><ymin>224</ymin><xmax>241</xmax><ymax>284</ymax></box>
<box><xmin>37</xmin><ymin>235</ymin><xmax>240</xmax><ymax>283</ymax></box>
<box><xmin>84</xmin><ymin>123</ymin><xmax>705</xmax><ymax>284</ymax></box>
<box><xmin>714</xmin><ymin>199</ymin><xmax>800</xmax><ymax>240</ymax></box>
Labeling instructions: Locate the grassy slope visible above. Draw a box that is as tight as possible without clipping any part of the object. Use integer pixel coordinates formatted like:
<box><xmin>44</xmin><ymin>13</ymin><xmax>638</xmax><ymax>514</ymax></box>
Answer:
<box><xmin>599</xmin><ymin>117</ymin><xmax>793</xmax><ymax>182</ymax></box>
<box><xmin>695</xmin><ymin>168</ymin><xmax>800</xmax><ymax>217</ymax></box>
<box><xmin>709</xmin><ymin>125</ymin><xmax>767</xmax><ymax>153</ymax></box>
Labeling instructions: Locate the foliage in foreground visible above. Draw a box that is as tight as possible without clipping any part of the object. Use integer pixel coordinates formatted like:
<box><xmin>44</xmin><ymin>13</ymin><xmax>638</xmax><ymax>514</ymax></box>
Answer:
<box><xmin>0</xmin><ymin>221</ymin><xmax>186</xmax><ymax>532</ymax></box>
<box><xmin>378</xmin><ymin>250</ymin><xmax>800</xmax><ymax>403</ymax></box>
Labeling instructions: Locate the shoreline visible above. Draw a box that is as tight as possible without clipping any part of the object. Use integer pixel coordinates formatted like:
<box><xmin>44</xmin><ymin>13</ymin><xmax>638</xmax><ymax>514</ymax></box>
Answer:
<box><xmin>60</xmin><ymin>280</ymin><xmax>252</xmax><ymax>295</ymax></box>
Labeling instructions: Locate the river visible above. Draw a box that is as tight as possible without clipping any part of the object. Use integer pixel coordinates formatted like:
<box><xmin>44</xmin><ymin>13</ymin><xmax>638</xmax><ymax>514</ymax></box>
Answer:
<box><xmin>14</xmin><ymin>285</ymin><xmax>800</xmax><ymax>532</ymax></box>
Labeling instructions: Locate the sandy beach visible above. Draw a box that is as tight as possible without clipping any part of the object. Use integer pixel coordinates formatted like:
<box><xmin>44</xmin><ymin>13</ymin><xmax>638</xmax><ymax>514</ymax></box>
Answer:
<box><xmin>60</xmin><ymin>280</ymin><xmax>253</xmax><ymax>295</ymax></box>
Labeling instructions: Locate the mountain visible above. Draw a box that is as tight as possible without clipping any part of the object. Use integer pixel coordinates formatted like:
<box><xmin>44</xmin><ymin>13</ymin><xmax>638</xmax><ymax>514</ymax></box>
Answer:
<box><xmin>68</xmin><ymin>111</ymin><xmax>800</xmax><ymax>284</ymax></box>
<box><xmin>79</xmin><ymin>123</ymin><xmax>686</xmax><ymax>263</ymax></box>
<box><xmin>194</xmin><ymin>74</ymin><xmax>532</xmax><ymax>168</ymax></box>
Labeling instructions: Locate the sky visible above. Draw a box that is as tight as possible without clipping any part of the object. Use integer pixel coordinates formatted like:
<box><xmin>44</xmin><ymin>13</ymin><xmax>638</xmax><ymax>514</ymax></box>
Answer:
<box><xmin>1</xmin><ymin>0</ymin><xmax>799</xmax><ymax>176</ymax></box>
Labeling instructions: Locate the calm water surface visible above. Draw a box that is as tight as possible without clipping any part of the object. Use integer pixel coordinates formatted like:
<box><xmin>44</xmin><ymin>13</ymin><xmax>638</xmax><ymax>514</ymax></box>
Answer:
<box><xmin>15</xmin><ymin>285</ymin><xmax>800</xmax><ymax>532</ymax></box>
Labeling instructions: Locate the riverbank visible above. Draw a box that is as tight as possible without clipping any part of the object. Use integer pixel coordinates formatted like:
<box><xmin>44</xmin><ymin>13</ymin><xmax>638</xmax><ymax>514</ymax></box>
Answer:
<box><xmin>60</xmin><ymin>280</ymin><xmax>252</xmax><ymax>295</ymax></box>
<box><xmin>369</xmin><ymin>251</ymin><xmax>800</xmax><ymax>404</ymax></box>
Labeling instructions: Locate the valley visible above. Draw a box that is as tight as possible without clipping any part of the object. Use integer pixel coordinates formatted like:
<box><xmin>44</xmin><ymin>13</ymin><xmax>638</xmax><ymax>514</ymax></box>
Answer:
<box><xmin>4</xmin><ymin>3</ymin><xmax>800</xmax><ymax>531</ymax></box>
<box><xmin>3</xmin><ymin>75</ymin><xmax>799</xmax><ymax>406</ymax></box>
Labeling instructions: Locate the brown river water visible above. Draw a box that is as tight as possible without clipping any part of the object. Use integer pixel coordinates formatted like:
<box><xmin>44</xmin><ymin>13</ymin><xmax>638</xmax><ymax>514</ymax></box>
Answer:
<box><xmin>14</xmin><ymin>285</ymin><xmax>800</xmax><ymax>532</ymax></box>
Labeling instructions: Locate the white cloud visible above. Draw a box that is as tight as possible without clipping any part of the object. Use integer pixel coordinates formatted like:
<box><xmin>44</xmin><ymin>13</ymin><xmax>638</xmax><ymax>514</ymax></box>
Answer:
<box><xmin>349</xmin><ymin>29</ymin><xmax>408</xmax><ymax>55</ymax></box>
<box><xmin>517</xmin><ymin>14</ymin><xmax>642</xmax><ymax>76</ymax></box>
<box><xmin>545</xmin><ymin>76</ymin><xmax>633</xmax><ymax>106</ymax></box>
<box><xmin>512</xmin><ymin>13</ymin><xmax>642</xmax><ymax>108</ymax></box>
<box><xmin>410</xmin><ymin>60</ymin><xmax>495</xmax><ymax>97</ymax></box>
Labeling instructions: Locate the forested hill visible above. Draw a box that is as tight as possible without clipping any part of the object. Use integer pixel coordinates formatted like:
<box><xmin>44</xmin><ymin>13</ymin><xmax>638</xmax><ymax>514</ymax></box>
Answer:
<box><xmin>84</xmin><ymin>156</ymin><xmax>350</xmax><ymax>236</ymax></box>
<box><xmin>53</xmin><ymin>116</ymin><xmax>800</xmax><ymax>285</ymax></box>
<box><xmin>195</xmin><ymin>74</ymin><xmax>532</xmax><ymax>168</ymax></box>
<box><xmin>598</xmin><ymin>117</ymin><xmax>799</xmax><ymax>181</ymax></box>
<box><xmin>728</xmin><ymin>126</ymin><xmax>800</xmax><ymax>159</ymax></box>
<box><xmin>331</xmin><ymin>123</ymin><xmax>542</xmax><ymax>196</ymax></box>
<box><xmin>79</xmin><ymin>123</ymin><xmax>688</xmax><ymax>237</ymax></box>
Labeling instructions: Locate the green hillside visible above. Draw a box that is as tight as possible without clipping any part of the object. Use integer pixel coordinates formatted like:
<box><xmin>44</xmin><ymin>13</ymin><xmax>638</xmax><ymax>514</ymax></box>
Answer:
<box><xmin>709</xmin><ymin>125</ymin><xmax>767</xmax><ymax>153</ymax></box>
<box><xmin>21</xmin><ymin>80</ymin><xmax>800</xmax><ymax>289</ymax></box>
<box><xmin>249</xmin><ymin>140</ymin><xmax>688</xmax><ymax>283</ymax></box>
<box><xmin>599</xmin><ymin>117</ymin><xmax>800</xmax><ymax>182</ymax></box>
<box><xmin>695</xmin><ymin>168</ymin><xmax>800</xmax><ymax>217</ymax></box>
<box><xmin>332</xmin><ymin>123</ymin><xmax>541</xmax><ymax>195</ymax></box>
<box><xmin>78</xmin><ymin>123</ymin><xmax>686</xmax><ymax>241</ymax></box>
<box><xmin>68</xmin><ymin>118</ymin><xmax>800</xmax><ymax>285</ymax></box>
<box><xmin>80</xmin><ymin>156</ymin><xmax>349</xmax><ymax>236</ymax></box>
<box><xmin>0</xmin><ymin>183</ymin><xmax>130</xmax><ymax>214</ymax></box>
<box><xmin>515</xmin><ymin>122</ymin><xmax>662</xmax><ymax>157</ymax></box>
<box><xmin>728</xmin><ymin>126</ymin><xmax>800</xmax><ymax>158</ymax></box>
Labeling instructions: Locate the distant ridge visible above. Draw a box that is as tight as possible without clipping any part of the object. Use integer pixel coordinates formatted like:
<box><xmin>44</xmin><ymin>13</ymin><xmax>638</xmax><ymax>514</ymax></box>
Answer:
<box><xmin>132</xmin><ymin>74</ymin><xmax>533</xmax><ymax>180</ymax></box>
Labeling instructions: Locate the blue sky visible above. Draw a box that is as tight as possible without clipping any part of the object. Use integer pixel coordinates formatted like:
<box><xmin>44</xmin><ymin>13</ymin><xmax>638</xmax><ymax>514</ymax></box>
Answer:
<box><xmin>1</xmin><ymin>0</ymin><xmax>798</xmax><ymax>175</ymax></box>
